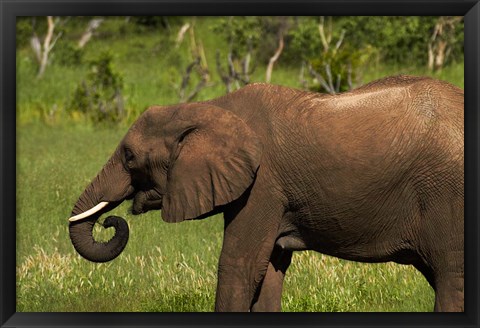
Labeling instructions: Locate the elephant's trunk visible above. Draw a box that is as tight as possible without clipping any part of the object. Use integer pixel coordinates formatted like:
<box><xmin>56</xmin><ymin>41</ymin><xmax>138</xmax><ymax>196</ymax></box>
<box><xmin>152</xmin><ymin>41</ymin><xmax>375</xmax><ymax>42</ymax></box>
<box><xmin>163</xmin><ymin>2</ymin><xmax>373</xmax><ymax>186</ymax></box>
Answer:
<box><xmin>68</xmin><ymin>150</ymin><xmax>133</xmax><ymax>262</ymax></box>
<box><xmin>69</xmin><ymin>213</ymin><xmax>129</xmax><ymax>263</ymax></box>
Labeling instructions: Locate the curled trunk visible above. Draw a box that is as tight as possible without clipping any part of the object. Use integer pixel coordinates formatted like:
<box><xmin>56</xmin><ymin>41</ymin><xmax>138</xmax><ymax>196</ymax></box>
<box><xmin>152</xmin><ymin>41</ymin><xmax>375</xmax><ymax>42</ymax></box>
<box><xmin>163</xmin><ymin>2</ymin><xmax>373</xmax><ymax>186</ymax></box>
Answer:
<box><xmin>68</xmin><ymin>150</ymin><xmax>133</xmax><ymax>262</ymax></box>
<box><xmin>69</xmin><ymin>214</ymin><xmax>129</xmax><ymax>263</ymax></box>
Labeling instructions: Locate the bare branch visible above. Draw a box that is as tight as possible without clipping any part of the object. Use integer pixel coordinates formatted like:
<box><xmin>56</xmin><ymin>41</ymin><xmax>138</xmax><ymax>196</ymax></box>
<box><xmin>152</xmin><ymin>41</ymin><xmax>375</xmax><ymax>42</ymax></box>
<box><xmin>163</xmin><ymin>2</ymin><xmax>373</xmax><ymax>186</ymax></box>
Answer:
<box><xmin>216</xmin><ymin>50</ymin><xmax>233</xmax><ymax>93</ymax></box>
<box><xmin>335</xmin><ymin>73</ymin><xmax>341</xmax><ymax>93</ymax></box>
<box><xmin>186</xmin><ymin>73</ymin><xmax>208</xmax><ymax>102</ymax></box>
<box><xmin>217</xmin><ymin>50</ymin><xmax>248</xmax><ymax>92</ymax></box>
<box><xmin>326</xmin><ymin>16</ymin><xmax>333</xmax><ymax>44</ymax></box>
<box><xmin>325</xmin><ymin>64</ymin><xmax>335</xmax><ymax>94</ymax></box>
<box><xmin>189</xmin><ymin>22</ymin><xmax>199</xmax><ymax>59</ymax></box>
<box><xmin>227</xmin><ymin>53</ymin><xmax>236</xmax><ymax>78</ymax></box>
<box><xmin>179</xmin><ymin>57</ymin><xmax>200</xmax><ymax>102</ymax></box>
<box><xmin>241</xmin><ymin>40</ymin><xmax>253</xmax><ymax>83</ymax></box>
<box><xmin>299</xmin><ymin>61</ymin><xmax>309</xmax><ymax>90</ymax></box>
<box><xmin>318</xmin><ymin>16</ymin><xmax>329</xmax><ymax>52</ymax></box>
<box><xmin>78</xmin><ymin>18</ymin><xmax>103</xmax><ymax>49</ymax></box>
<box><xmin>347</xmin><ymin>63</ymin><xmax>353</xmax><ymax>90</ymax></box>
<box><xmin>428</xmin><ymin>43</ymin><xmax>435</xmax><ymax>71</ymax></box>
<box><xmin>307</xmin><ymin>63</ymin><xmax>332</xmax><ymax>93</ymax></box>
<box><xmin>334</xmin><ymin>30</ymin><xmax>346</xmax><ymax>54</ymax></box>
<box><xmin>30</xmin><ymin>36</ymin><xmax>42</xmax><ymax>63</ymax></box>
<box><xmin>265</xmin><ymin>33</ymin><xmax>284</xmax><ymax>83</ymax></box>
<box><xmin>197</xmin><ymin>40</ymin><xmax>209</xmax><ymax>73</ymax></box>
<box><xmin>175</xmin><ymin>23</ymin><xmax>191</xmax><ymax>48</ymax></box>
<box><xmin>427</xmin><ymin>16</ymin><xmax>462</xmax><ymax>71</ymax></box>
<box><xmin>49</xmin><ymin>30</ymin><xmax>63</xmax><ymax>52</ymax></box>
<box><xmin>37</xmin><ymin>16</ymin><xmax>56</xmax><ymax>78</ymax></box>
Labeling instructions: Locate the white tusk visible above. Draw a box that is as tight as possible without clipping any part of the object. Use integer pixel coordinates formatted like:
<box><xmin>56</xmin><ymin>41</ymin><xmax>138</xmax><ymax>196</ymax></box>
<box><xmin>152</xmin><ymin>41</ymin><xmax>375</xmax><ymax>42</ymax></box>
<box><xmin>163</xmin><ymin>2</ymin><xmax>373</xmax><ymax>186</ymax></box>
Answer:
<box><xmin>68</xmin><ymin>202</ymin><xmax>109</xmax><ymax>222</ymax></box>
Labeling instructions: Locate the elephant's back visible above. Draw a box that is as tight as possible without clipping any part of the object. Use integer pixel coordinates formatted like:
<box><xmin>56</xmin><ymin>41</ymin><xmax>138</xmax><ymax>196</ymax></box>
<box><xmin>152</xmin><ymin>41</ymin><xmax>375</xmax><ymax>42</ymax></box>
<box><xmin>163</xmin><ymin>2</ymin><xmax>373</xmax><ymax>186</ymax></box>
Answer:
<box><xmin>300</xmin><ymin>76</ymin><xmax>462</xmax><ymax>161</ymax></box>
<box><xmin>272</xmin><ymin>75</ymin><xmax>463</xmax><ymax>211</ymax></box>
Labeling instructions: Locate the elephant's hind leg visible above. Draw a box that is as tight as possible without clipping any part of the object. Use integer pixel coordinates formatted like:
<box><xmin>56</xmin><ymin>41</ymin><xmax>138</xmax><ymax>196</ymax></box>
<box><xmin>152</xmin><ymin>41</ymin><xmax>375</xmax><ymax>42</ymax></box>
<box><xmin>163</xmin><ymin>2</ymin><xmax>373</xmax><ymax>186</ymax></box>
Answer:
<box><xmin>415</xmin><ymin>179</ymin><xmax>463</xmax><ymax>312</ymax></box>
<box><xmin>433</xmin><ymin>271</ymin><xmax>464</xmax><ymax>312</ymax></box>
<box><xmin>432</xmin><ymin>247</ymin><xmax>464</xmax><ymax>312</ymax></box>
<box><xmin>250</xmin><ymin>248</ymin><xmax>292</xmax><ymax>312</ymax></box>
<box><xmin>413</xmin><ymin>246</ymin><xmax>463</xmax><ymax>312</ymax></box>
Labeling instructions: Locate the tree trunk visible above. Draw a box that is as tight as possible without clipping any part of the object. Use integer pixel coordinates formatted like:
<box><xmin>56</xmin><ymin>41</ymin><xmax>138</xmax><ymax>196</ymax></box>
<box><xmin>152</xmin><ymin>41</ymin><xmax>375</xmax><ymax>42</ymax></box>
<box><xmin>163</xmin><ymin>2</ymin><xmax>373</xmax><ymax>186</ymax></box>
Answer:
<box><xmin>37</xmin><ymin>16</ymin><xmax>55</xmax><ymax>78</ymax></box>
<box><xmin>78</xmin><ymin>18</ymin><xmax>104</xmax><ymax>49</ymax></box>
<box><xmin>265</xmin><ymin>34</ymin><xmax>284</xmax><ymax>83</ymax></box>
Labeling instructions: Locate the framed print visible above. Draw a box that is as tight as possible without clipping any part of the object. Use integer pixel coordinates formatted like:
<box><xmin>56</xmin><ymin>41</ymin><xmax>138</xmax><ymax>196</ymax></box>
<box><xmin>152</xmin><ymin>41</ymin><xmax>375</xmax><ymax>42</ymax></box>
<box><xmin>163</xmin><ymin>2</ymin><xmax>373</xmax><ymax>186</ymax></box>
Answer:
<box><xmin>2</xmin><ymin>0</ymin><xmax>479</xmax><ymax>327</ymax></box>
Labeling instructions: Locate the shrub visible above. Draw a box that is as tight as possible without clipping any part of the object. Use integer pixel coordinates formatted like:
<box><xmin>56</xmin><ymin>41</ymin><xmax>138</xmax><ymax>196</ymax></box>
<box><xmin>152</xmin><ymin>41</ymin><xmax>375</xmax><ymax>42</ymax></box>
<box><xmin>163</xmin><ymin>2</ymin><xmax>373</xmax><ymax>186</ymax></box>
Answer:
<box><xmin>308</xmin><ymin>44</ymin><xmax>378</xmax><ymax>93</ymax></box>
<box><xmin>52</xmin><ymin>41</ymin><xmax>84</xmax><ymax>66</ymax></box>
<box><xmin>336</xmin><ymin>16</ymin><xmax>463</xmax><ymax>66</ymax></box>
<box><xmin>287</xmin><ymin>17</ymin><xmax>378</xmax><ymax>93</ymax></box>
<box><xmin>68</xmin><ymin>51</ymin><xmax>125</xmax><ymax>124</ymax></box>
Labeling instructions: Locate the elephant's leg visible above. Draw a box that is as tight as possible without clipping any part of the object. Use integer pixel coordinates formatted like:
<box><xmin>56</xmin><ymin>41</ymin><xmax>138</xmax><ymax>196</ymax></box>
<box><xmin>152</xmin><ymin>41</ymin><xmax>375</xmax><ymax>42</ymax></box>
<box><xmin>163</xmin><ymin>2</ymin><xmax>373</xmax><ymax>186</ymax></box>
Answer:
<box><xmin>414</xmin><ymin>256</ymin><xmax>464</xmax><ymax>312</ymax></box>
<box><xmin>434</xmin><ymin>249</ymin><xmax>464</xmax><ymax>312</ymax></box>
<box><xmin>433</xmin><ymin>213</ymin><xmax>464</xmax><ymax>311</ymax></box>
<box><xmin>434</xmin><ymin>273</ymin><xmax>464</xmax><ymax>312</ymax></box>
<box><xmin>214</xmin><ymin>185</ymin><xmax>285</xmax><ymax>311</ymax></box>
<box><xmin>250</xmin><ymin>248</ymin><xmax>292</xmax><ymax>312</ymax></box>
<box><xmin>414</xmin><ymin>191</ymin><xmax>464</xmax><ymax>312</ymax></box>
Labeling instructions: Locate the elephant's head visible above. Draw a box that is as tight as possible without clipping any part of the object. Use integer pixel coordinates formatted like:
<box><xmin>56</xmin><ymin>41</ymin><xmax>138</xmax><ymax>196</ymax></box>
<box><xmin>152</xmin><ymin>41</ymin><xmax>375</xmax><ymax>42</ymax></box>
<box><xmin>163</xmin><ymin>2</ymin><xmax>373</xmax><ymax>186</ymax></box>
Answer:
<box><xmin>68</xmin><ymin>104</ymin><xmax>263</xmax><ymax>262</ymax></box>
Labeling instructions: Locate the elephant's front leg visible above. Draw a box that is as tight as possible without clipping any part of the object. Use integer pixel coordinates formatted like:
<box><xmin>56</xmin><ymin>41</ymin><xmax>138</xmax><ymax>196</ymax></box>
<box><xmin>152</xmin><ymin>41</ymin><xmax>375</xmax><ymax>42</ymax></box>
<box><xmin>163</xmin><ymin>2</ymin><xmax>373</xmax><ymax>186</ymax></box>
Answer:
<box><xmin>250</xmin><ymin>248</ymin><xmax>292</xmax><ymax>312</ymax></box>
<box><xmin>214</xmin><ymin>190</ymin><xmax>284</xmax><ymax>311</ymax></box>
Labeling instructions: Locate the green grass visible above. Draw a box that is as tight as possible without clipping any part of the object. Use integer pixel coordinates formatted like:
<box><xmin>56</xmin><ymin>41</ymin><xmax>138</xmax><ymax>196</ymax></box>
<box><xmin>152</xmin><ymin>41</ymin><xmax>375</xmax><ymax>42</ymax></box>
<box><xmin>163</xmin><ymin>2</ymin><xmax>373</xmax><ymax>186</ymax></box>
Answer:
<box><xmin>16</xmin><ymin>123</ymin><xmax>435</xmax><ymax>312</ymax></box>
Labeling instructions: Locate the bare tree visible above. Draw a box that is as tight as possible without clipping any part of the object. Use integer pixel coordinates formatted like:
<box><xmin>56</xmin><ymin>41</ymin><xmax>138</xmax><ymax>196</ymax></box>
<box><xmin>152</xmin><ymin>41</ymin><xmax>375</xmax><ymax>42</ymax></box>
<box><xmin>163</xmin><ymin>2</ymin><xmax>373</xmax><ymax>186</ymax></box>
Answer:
<box><xmin>265</xmin><ymin>34</ymin><xmax>284</xmax><ymax>83</ymax></box>
<box><xmin>175</xmin><ymin>21</ymin><xmax>212</xmax><ymax>102</ymax></box>
<box><xmin>31</xmin><ymin>16</ymin><xmax>63</xmax><ymax>78</ymax></box>
<box><xmin>428</xmin><ymin>16</ymin><xmax>463</xmax><ymax>71</ymax></box>
<box><xmin>178</xmin><ymin>57</ymin><xmax>210</xmax><ymax>103</ymax></box>
<box><xmin>216</xmin><ymin>46</ymin><xmax>255</xmax><ymax>93</ymax></box>
<box><xmin>78</xmin><ymin>18</ymin><xmax>104</xmax><ymax>49</ymax></box>
<box><xmin>265</xmin><ymin>17</ymin><xmax>288</xmax><ymax>83</ymax></box>
<box><xmin>216</xmin><ymin>51</ymin><xmax>235</xmax><ymax>93</ymax></box>
<box><xmin>318</xmin><ymin>16</ymin><xmax>332</xmax><ymax>52</ymax></box>
<box><xmin>175</xmin><ymin>23</ymin><xmax>191</xmax><ymax>48</ymax></box>
<box><xmin>305</xmin><ymin>17</ymin><xmax>349</xmax><ymax>94</ymax></box>
<box><xmin>188</xmin><ymin>23</ymin><xmax>209</xmax><ymax>74</ymax></box>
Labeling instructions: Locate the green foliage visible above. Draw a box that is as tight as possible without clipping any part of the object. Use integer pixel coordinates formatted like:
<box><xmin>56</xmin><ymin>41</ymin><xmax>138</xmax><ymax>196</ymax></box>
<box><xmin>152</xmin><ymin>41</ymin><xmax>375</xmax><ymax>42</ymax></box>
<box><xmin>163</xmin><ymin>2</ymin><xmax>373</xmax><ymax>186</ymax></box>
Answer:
<box><xmin>212</xmin><ymin>17</ymin><xmax>292</xmax><ymax>65</ymax></box>
<box><xmin>286</xmin><ymin>17</ymin><xmax>379</xmax><ymax>93</ymax></box>
<box><xmin>309</xmin><ymin>44</ymin><xmax>378</xmax><ymax>93</ymax></box>
<box><xmin>212</xmin><ymin>17</ymin><xmax>262</xmax><ymax>56</ymax></box>
<box><xmin>52</xmin><ymin>41</ymin><xmax>84</xmax><ymax>66</ymax></box>
<box><xmin>286</xmin><ymin>20</ymin><xmax>323</xmax><ymax>62</ymax></box>
<box><xmin>336</xmin><ymin>16</ymin><xmax>463</xmax><ymax>65</ymax></box>
<box><xmin>211</xmin><ymin>15</ymin><xmax>263</xmax><ymax>78</ymax></box>
<box><xmin>16</xmin><ymin>17</ymin><xmax>34</xmax><ymax>49</ymax></box>
<box><xmin>69</xmin><ymin>51</ymin><xmax>125</xmax><ymax>124</ymax></box>
<box><xmin>132</xmin><ymin>16</ymin><xmax>184</xmax><ymax>32</ymax></box>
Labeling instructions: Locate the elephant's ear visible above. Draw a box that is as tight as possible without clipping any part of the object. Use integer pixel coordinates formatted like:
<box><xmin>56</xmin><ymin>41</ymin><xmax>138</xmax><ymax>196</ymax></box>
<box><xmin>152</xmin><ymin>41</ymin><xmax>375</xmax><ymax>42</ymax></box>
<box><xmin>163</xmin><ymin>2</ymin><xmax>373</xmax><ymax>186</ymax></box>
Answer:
<box><xmin>162</xmin><ymin>105</ymin><xmax>263</xmax><ymax>223</ymax></box>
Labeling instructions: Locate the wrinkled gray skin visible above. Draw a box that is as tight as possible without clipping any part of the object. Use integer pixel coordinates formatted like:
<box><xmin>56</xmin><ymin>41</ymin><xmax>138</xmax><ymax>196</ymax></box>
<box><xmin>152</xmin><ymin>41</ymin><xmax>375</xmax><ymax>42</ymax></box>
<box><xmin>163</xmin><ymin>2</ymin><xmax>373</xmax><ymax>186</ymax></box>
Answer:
<box><xmin>69</xmin><ymin>76</ymin><xmax>464</xmax><ymax>312</ymax></box>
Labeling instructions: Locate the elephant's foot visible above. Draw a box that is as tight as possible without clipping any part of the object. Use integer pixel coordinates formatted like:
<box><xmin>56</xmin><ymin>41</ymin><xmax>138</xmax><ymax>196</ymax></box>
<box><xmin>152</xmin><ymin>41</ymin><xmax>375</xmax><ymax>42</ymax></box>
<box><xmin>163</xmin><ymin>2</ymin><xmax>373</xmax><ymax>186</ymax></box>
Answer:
<box><xmin>214</xmin><ymin>284</ymin><xmax>252</xmax><ymax>311</ymax></box>
<box><xmin>250</xmin><ymin>248</ymin><xmax>292</xmax><ymax>312</ymax></box>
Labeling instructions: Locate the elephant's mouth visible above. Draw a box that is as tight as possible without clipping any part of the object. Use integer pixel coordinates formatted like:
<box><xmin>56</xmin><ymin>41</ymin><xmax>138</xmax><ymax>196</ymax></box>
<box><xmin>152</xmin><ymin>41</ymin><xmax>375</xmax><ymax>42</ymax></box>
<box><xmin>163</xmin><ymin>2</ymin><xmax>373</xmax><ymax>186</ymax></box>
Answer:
<box><xmin>130</xmin><ymin>189</ymin><xmax>163</xmax><ymax>215</ymax></box>
<box><xmin>68</xmin><ymin>189</ymin><xmax>164</xmax><ymax>221</ymax></box>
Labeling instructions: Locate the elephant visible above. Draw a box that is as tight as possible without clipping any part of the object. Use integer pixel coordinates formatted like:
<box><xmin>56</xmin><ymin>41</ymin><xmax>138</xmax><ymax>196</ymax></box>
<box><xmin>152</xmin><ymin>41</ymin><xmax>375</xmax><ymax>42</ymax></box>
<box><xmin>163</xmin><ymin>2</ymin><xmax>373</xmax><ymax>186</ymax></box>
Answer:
<box><xmin>68</xmin><ymin>75</ymin><xmax>464</xmax><ymax>312</ymax></box>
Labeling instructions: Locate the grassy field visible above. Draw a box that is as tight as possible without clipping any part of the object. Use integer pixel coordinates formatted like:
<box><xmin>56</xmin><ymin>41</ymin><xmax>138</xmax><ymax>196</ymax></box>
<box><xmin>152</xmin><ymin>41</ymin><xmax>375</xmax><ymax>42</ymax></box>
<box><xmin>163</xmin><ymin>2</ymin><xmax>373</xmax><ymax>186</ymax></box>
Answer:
<box><xmin>16</xmin><ymin>17</ymin><xmax>463</xmax><ymax>312</ymax></box>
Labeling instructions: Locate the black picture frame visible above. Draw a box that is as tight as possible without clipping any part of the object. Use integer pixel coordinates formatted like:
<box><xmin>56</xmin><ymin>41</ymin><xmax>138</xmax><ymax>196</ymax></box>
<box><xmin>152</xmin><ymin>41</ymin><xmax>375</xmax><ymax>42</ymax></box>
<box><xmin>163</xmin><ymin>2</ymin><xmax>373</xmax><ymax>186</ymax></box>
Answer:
<box><xmin>2</xmin><ymin>1</ymin><xmax>479</xmax><ymax>327</ymax></box>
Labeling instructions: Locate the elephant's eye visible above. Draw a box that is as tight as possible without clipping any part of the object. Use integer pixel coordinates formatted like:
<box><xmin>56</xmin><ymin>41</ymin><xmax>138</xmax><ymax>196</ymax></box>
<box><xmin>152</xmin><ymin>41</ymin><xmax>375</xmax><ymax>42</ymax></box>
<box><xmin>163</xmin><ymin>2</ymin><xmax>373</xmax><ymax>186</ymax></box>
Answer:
<box><xmin>125</xmin><ymin>149</ymin><xmax>135</xmax><ymax>164</ymax></box>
